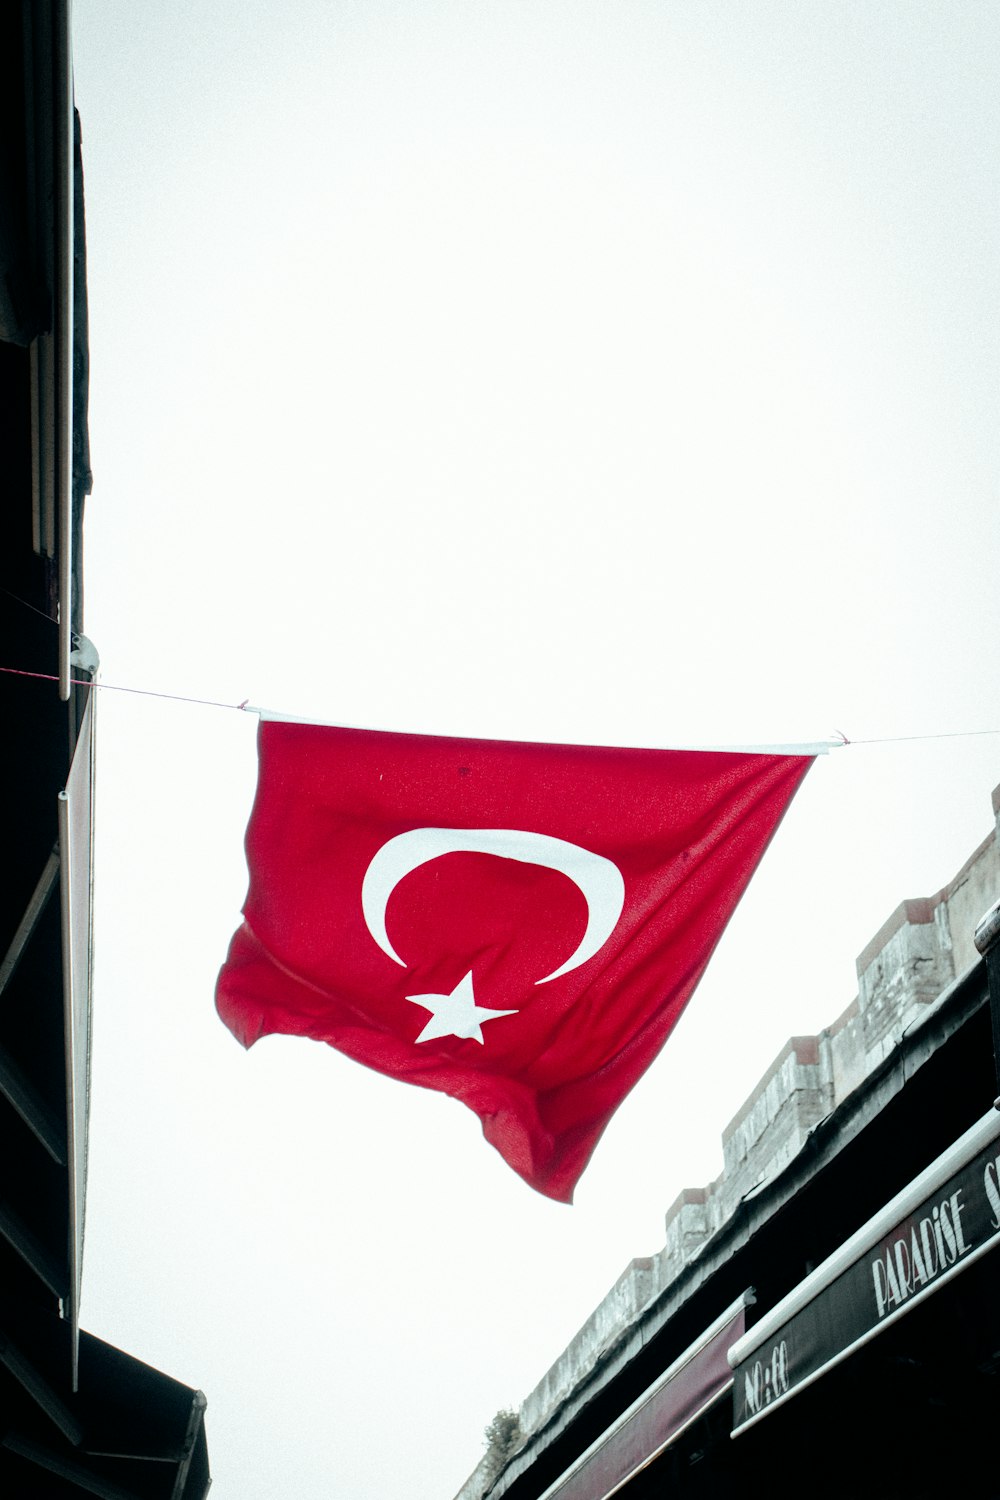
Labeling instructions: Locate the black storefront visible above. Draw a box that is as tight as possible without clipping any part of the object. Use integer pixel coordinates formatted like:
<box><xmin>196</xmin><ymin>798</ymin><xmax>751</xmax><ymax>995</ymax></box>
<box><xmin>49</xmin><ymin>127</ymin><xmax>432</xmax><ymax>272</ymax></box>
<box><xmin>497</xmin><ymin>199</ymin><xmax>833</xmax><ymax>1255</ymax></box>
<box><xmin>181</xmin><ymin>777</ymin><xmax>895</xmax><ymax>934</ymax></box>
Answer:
<box><xmin>729</xmin><ymin>1105</ymin><xmax>1000</xmax><ymax>1499</ymax></box>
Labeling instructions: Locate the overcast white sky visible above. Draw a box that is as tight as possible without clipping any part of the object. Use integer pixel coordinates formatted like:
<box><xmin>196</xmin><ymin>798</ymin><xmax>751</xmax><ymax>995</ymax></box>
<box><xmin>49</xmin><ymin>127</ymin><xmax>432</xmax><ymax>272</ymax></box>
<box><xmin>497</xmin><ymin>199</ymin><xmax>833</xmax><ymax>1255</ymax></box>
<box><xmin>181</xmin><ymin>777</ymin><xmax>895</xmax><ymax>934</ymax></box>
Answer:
<box><xmin>72</xmin><ymin>4</ymin><xmax>999</xmax><ymax>1496</ymax></box>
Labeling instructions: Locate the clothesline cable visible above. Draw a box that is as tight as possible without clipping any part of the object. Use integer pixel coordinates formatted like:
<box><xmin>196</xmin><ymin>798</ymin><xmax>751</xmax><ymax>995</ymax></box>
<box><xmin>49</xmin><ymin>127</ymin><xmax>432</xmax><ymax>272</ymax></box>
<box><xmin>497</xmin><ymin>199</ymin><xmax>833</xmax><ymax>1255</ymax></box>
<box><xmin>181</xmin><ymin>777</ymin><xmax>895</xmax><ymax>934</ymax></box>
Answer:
<box><xmin>840</xmin><ymin>729</ymin><xmax>1000</xmax><ymax>745</ymax></box>
<box><xmin>0</xmin><ymin>664</ymin><xmax>250</xmax><ymax>713</ymax></box>
<box><xmin>1</xmin><ymin>664</ymin><xmax>999</xmax><ymax>747</ymax></box>
<box><xmin>0</xmin><ymin>583</ymin><xmax>60</xmax><ymax>625</ymax></box>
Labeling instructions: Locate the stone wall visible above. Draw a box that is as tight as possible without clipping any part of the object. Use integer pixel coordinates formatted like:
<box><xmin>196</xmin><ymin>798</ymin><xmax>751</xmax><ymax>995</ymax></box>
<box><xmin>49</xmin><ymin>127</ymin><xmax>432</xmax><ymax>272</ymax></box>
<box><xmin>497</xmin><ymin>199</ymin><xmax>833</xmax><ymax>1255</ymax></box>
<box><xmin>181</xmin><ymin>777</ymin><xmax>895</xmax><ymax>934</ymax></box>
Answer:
<box><xmin>652</xmin><ymin>796</ymin><xmax>999</xmax><ymax>1291</ymax></box>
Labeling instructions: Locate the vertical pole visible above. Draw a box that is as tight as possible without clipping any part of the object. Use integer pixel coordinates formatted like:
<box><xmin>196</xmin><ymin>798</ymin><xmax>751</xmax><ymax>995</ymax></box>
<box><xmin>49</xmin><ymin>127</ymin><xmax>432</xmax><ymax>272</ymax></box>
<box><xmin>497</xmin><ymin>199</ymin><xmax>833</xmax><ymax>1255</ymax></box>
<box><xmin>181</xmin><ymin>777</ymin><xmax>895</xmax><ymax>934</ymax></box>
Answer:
<box><xmin>54</xmin><ymin>0</ymin><xmax>74</xmax><ymax>699</ymax></box>
<box><xmin>973</xmin><ymin>898</ymin><xmax>1000</xmax><ymax>1109</ymax></box>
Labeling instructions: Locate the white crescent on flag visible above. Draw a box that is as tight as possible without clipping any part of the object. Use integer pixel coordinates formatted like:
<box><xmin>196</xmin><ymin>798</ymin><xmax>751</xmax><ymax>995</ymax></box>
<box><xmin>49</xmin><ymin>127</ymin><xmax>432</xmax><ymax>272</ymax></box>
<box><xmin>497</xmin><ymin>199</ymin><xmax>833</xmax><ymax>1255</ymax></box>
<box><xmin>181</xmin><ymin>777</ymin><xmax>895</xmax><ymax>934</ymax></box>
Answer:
<box><xmin>360</xmin><ymin>827</ymin><xmax>626</xmax><ymax>984</ymax></box>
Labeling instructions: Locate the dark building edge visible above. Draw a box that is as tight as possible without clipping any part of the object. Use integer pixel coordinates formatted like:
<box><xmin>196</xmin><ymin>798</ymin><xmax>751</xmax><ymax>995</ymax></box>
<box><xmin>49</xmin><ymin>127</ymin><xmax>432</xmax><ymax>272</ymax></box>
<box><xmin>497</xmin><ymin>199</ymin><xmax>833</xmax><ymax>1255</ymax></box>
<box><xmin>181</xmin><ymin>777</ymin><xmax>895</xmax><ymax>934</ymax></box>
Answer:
<box><xmin>1</xmin><ymin>4</ymin><xmax>211</xmax><ymax>1495</ymax></box>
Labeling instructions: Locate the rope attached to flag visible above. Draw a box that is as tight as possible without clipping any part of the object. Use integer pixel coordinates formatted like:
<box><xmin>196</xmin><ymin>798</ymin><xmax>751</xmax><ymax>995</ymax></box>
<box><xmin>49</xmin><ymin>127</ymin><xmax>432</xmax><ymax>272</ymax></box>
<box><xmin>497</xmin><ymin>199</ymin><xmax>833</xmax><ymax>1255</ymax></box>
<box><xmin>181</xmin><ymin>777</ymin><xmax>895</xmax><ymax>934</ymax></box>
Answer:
<box><xmin>2</xmin><ymin>663</ymin><xmax>999</xmax><ymax>748</ymax></box>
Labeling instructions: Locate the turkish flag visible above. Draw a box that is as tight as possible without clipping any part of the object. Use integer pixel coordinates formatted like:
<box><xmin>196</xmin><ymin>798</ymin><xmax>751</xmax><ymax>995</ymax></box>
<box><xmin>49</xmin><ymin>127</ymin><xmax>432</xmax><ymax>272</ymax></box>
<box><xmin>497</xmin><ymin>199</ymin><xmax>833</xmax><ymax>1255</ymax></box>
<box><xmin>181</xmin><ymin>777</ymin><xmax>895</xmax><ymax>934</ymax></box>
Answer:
<box><xmin>216</xmin><ymin>719</ymin><xmax>816</xmax><ymax>1201</ymax></box>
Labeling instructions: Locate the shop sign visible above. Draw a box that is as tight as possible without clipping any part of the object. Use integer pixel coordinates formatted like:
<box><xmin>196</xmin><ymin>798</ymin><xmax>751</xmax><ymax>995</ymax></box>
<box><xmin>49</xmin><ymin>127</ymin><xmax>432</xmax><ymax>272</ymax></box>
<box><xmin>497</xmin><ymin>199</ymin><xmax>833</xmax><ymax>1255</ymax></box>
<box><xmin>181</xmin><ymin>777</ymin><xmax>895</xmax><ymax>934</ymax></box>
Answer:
<box><xmin>732</xmin><ymin>1131</ymin><xmax>1000</xmax><ymax>1432</ymax></box>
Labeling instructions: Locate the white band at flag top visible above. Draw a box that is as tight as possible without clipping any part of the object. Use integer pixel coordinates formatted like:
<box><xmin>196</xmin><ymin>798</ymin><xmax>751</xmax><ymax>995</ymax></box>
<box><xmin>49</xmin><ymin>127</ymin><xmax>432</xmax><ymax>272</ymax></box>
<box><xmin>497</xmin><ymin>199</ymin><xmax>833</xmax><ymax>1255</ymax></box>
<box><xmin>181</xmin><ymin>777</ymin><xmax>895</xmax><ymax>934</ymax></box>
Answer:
<box><xmin>247</xmin><ymin>705</ymin><xmax>842</xmax><ymax>756</ymax></box>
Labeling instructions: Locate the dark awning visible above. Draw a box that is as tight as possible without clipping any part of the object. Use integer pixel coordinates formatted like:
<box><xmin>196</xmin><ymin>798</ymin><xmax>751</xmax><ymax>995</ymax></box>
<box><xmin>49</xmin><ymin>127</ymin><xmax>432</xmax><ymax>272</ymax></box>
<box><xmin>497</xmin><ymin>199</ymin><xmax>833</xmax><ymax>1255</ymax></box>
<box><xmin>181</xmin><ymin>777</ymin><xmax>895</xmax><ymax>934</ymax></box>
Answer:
<box><xmin>1</xmin><ymin>1299</ymin><xmax>210</xmax><ymax>1499</ymax></box>
<box><xmin>730</xmin><ymin>1107</ymin><xmax>1000</xmax><ymax>1436</ymax></box>
<box><xmin>537</xmin><ymin>1292</ymin><xmax>752</xmax><ymax>1500</ymax></box>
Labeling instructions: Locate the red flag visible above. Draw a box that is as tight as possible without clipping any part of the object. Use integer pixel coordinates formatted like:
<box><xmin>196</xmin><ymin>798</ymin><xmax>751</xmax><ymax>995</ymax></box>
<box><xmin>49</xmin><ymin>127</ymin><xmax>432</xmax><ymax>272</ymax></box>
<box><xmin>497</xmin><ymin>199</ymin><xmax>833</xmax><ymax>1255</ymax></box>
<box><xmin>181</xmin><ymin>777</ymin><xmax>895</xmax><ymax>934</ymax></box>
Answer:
<box><xmin>216</xmin><ymin>719</ymin><xmax>816</xmax><ymax>1201</ymax></box>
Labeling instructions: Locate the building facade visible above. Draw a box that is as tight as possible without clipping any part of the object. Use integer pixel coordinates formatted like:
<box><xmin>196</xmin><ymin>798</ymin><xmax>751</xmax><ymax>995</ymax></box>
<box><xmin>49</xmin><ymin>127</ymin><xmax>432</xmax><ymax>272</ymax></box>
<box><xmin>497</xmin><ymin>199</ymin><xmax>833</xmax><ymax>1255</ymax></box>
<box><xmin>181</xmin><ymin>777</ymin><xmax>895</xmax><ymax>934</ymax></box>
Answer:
<box><xmin>457</xmin><ymin>785</ymin><xmax>1000</xmax><ymax>1500</ymax></box>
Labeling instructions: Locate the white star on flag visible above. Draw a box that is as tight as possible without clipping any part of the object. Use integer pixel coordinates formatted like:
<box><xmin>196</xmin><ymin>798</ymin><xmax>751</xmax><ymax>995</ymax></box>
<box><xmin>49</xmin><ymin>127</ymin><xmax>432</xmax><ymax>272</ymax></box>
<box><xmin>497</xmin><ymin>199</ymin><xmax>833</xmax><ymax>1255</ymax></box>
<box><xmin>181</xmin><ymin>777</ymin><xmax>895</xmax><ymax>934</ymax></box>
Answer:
<box><xmin>406</xmin><ymin>972</ymin><xmax>518</xmax><ymax>1045</ymax></box>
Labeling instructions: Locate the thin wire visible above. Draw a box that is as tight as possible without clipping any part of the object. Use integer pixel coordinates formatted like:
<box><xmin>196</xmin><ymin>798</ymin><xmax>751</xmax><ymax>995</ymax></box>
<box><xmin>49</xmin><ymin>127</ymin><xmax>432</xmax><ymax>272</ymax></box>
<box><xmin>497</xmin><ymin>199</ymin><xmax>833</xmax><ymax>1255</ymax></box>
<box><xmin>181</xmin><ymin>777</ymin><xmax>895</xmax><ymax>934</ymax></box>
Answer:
<box><xmin>0</xmin><ymin>584</ymin><xmax>58</xmax><ymax>625</ymax></box>
<box><xmin>841</xmin><ymin>728</ymin><xmax>1000</xmax><ymax>745</ymax></box>
<box><xmin>2</xmin><ymin>662</ymin><xmax>999</xmax><ymax>742</ymax></box>
<box><xmin>0</xmin><ymin>664</ymin><xmax>249</xmax><ymax>712</ymax></box>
